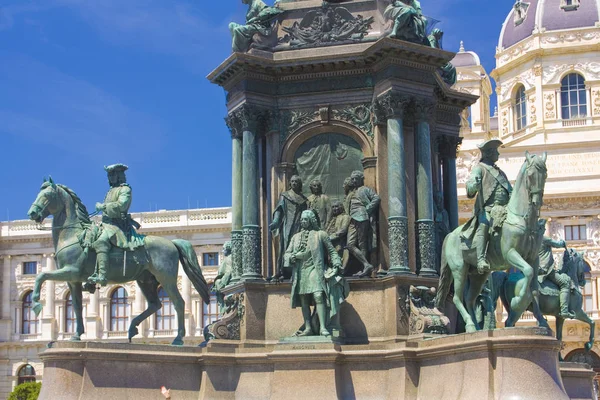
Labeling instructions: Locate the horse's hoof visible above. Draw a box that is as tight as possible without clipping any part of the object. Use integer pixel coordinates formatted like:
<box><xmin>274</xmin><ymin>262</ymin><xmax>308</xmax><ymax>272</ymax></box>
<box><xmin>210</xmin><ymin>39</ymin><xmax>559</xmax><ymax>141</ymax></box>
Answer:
<box><xmin>465</xmin><ymin>323</ymin><xmax>477</xmax><ymax>333</ymax></box>
<box><xmin>70</xmin><ymin>335</ymin><xmax>81</xmax><ymax>342</ymax></box>
<box><xmin>171</xmin><ymin>338</ymin><xmax>184</xmax><ymax>346</ymax></box>
<box><xmin>585</xmin><ymin>342</ymin><xmax>593</xmax><ymax>352</ymax></box>
<box><xmin>32</xmin><ymin>303</ymin><xmax>43</xmax><ymax>316</ymax></box>
<box><xmin>128</xmin><ymin>327</ymin><xmax>139</xmax><ymax>341</ymax></box>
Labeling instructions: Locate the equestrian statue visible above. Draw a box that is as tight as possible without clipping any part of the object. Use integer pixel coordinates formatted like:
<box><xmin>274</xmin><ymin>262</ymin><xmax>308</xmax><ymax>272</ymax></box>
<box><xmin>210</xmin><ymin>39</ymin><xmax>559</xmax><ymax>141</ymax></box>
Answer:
<box><xmin>435</xmin><ymin>140</ymin><xmax>549</xmax><ymax>332</ymax></box>
<box><xmin>27</xmin><ymin>166</ymin><xmax>210</xmax><ymax>346</ymax></box>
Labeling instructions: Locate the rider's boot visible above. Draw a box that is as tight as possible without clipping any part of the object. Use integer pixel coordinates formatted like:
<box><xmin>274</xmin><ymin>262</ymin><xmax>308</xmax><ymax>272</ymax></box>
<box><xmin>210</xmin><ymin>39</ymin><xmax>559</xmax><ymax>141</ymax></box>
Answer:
<box><xmin>473</xmin><ymin>223</ymin><xmax>491</xmax><ymax>274</ymax></box>
<box><xmin>89</xmin><ymin>242</ymin><xmax>110</xmax><ymax>286</ymax></box>
<box><xmin>559</xmin><ymin>287</ymin><xmax>575</xmax><ymax>319</ymax></box>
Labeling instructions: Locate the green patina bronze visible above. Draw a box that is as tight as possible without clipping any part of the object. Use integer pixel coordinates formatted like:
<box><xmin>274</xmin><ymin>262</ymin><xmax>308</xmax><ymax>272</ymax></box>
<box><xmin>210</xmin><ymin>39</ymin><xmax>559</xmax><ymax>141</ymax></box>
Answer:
<box><xmin>214</xmin><ymin>241</ymin><xmax>233</xmax><ymax>315</ymax></box>
<box><xmin>229</xmin><ymin>0</ymin><xmax>283</xmax><ymax>53</ymax></box>
<box><xmin>384</xmin><ymin>0</ymin><xmax>429</xmax><ymax>45</ymax></box>
<box><xmin>435</xmin><ymin>149</ymin><xmax>549</xmax><ymax>333</ymax></box>
<box><xmin>27</xmin><ymin>177</ymin><xmax>210</xmax><ymax>346</ymax></box>
<box><xmin>487</xmin><ymin>248</ymin><xmax>594</xmax><ymax>358</ymax></box>
<box><xmin>284</xmin><ymin>209</ymin><xmax>348</xmax><ymax>337</ymax></box>
<box><xmin>428</xmin><ymin>29</ymin><xmax>457</xmax><ymax>86</ymax></box>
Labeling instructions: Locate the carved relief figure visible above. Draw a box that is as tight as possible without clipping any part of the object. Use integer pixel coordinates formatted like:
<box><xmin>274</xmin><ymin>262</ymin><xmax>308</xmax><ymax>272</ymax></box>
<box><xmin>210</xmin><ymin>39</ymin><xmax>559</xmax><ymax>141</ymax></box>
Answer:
<box><xmin>326</xmin><ymin>200</ymin><xmax>351</xmax><ymax>271</ymax></box>
<box><xmin>384</xmin><ymin>0</ymin><xmax>428</xmax><ymax>45</ymax></box>
<box><xmin>270</xmin><ymin>175</ymin><xmax>308</xmax><ymax>278</ymax></box>
<box><xmin>214</xmin><ymin>241</ymin><xmax>233</xmax><ymax>315</ymax></box>
<box><xmin>307</xmin><ymin>179</ymin><xmax>331</xmax><ymax>229</ymax></box>
<box><xmin>284</xmin><ymin>210</ymin><xmax>343</xmax><ymax>337</ymax></box>
<box><xmin>229</xmin><ymin>0</ymin><xmax>283</xmax><ymax>53</ymax></box>
<box><xmin>346</xmin><ymin>171</ymin><xmax>380</xmax><ymax>278</ymax></box>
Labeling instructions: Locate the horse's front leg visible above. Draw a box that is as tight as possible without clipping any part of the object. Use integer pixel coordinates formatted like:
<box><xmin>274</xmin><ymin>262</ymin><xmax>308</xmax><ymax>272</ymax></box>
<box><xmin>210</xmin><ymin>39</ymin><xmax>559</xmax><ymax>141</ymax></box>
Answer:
<box><xmin>574</xmin><ymin>309</ymin><xmax>595</xmax><ymax>352</ymax></box>
<box><xmin>67</xmin><ymin>282</ymin><xmax>85</xmax><ymax>341</ymax></box>
<box><xmin>32</xmin><ymin>267</ymin><xmax>81</xmax><ymax>316</ymax></box>
<box><xmin>504</xmin><ymin>248</ymin><xmax>534</xmax><ymax>310</ymax></box>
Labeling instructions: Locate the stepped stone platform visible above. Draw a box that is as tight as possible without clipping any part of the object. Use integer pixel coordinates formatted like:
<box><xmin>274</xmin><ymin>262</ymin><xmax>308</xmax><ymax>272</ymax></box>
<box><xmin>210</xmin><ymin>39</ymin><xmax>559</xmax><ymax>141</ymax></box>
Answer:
<box><xmin>38</xmin><ymin>327</ymin><xmax>586</xmax><ymax>400</ymax></box>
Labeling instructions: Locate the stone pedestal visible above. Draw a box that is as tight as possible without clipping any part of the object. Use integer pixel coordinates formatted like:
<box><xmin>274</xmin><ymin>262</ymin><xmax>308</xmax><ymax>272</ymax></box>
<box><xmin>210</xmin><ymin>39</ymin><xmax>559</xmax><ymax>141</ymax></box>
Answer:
<box><xmin>38</xmin><ymin>328</ymin><xmax>570</xmax><ymax>400</ymax></box>
<box><xmin>559</xmin><ymin>362</ymin><xmax>597</xmax><ymax>400</ymax></box>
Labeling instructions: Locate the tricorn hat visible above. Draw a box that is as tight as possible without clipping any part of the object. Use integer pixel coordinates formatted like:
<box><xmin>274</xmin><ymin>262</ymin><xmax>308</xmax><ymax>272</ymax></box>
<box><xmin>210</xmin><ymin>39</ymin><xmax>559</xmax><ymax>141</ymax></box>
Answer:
<box><xmin>104</xmin><ymin>163</ymin><xmax>129</xmax><ymax>174</ymax></box>
<box><xmin>477</xmin><ymin>139</ymin><xmax>503</xmax><ymax>152</ymax></box>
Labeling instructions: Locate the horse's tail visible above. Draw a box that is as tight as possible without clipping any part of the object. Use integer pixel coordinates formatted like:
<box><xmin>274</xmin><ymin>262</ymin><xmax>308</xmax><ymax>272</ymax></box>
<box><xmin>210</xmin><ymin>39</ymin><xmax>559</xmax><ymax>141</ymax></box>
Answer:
<box><xmin>435</xmin><ymin>235</ymin><xmax>452</xmax><ymax>310</ymax></box>
<box><xmin>172</xmin><ymin>239</ymin><xmax>210</xmax><ymax>304</ymax></box>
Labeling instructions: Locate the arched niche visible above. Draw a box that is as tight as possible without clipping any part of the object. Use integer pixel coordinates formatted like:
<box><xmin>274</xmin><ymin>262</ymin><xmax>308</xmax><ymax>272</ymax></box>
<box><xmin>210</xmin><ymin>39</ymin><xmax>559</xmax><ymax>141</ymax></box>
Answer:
<box><xmin>278</xmin><ymin>121</ymin><xmax>375</xmax><ymax>200</ymax></box>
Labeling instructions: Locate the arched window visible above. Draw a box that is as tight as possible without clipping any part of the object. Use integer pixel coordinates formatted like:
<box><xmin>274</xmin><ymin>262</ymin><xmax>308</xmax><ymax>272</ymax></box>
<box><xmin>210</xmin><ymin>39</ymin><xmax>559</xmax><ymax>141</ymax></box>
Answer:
<box><xmin>22</xmin><ymin>291</ymin><xmax>38</xmax><ymax>335</ymax></box>
<box><xmin>65</xmin><ymin>291</ymin><xmax>76</xmax><ymax>333</ymax></box>
<box><xmin>17</xmin><ymin>364</ymin><xmax>36</xmax><ymax>385</ymax></box>
<box><xmin>110</xmin><ymin>287</ymin><xmax>129</xmax><ymax>332</ymax></box>
<box><xmin>155</xmin><ymin>287</ymin><xmax>175</xmax><ymax>331</ymax></box>
<box><xmin>514</xmin><ymin>85</ymin><xmax>527</xmax><ymax>131</ymax></box>
<box><xmin>561</xmin><ymin>73</ymin><xmax>587</xmax><ymax>119</ymax></box>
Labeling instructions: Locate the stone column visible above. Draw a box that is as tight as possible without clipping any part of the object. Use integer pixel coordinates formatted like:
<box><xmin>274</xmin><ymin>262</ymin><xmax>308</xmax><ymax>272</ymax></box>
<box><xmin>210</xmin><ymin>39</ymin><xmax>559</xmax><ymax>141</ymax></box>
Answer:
<box><xmin>378</xmin><ymin>93</ymin><xmax>411</xmax><ymax>275</ymax></box>
<box><xmin>229</xmin><ymin>122</ymin><xmax>244</xmax><ymax>284</ymax></box>
<box><xmin>439</xmin><ymin>135</ymin><xmax>462</xmax><ymax>230</ymax></box>
<box><xmin>181</xmin><ymin>269</ymin><xmax>193</xmax><ymax>335</ymax></box>
<box><xmin>414</xmin><ymin>100</ymin><xmax>437</xmax><ymax>277</ymax></box>
<box><xmin>236</xmin><ymin>105</ymin><xmax>263</xmax><ymax>281</ymax></box>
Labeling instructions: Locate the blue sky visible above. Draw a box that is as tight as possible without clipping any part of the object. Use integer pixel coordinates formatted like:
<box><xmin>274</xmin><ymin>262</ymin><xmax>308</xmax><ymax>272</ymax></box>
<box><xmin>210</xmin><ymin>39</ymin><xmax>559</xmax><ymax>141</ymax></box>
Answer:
<box><xmin>0</xmin><ymin>1</ymin><xmax>509</xmax><ymax>221</ymax></box>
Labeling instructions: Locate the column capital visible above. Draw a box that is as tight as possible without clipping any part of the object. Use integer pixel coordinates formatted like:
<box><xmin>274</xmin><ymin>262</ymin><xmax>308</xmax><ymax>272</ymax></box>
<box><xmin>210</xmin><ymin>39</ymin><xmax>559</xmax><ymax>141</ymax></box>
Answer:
<box><xmin>226</xmin><ymin>104</ymin><xmax>276</xmax><ymax>138</ymax></box>
<box><xmin>436</xmin><ymin>135</ymin><xmax>463</xmax><ymax>159</ymax></box>
<box><xmin>374</xmin><ymin>92</ymin><xmax>411</xmax><ymax>123</ymax></box>
<box><xmin>412</xmin><ymin>99</ymin><xmax>436</xmax><ymax>122</ymax></box>
<box><xmin>274</xmin><ymin>162</ymin><xmax>296</xmax><ymax>174</ymax></box>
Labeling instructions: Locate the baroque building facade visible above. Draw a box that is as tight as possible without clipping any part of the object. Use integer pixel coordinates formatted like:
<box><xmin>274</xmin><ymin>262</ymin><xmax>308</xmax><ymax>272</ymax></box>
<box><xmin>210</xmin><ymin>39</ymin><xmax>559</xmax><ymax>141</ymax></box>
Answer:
<box><xmin>0</xmin><ymin>207</ymin><xmax>231</xmax><ymax>398</ymax></box>
<box><xmin>453</xmin><ymin>1</ymin><xmax>600</xmax><ymax>370</ymax></box>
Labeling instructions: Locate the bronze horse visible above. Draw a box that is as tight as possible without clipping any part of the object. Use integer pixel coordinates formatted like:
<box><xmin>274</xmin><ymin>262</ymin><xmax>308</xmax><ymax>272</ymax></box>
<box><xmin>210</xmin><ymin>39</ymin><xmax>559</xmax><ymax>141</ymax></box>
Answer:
<box><xmin>436</xmin><ymin>152</ymin><xmax>549</xmax><ymax>332</ymax></box>
<box><xmin>27</xmin><ymin>178</ymin><xmax>210</xmax><ymax>345</ymax></box>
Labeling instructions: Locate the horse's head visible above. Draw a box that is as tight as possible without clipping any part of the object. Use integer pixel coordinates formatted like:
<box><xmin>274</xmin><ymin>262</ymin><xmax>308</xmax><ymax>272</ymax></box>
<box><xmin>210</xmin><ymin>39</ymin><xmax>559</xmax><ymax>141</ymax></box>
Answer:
<box><xmin>525</xmin><ymin>151</ymin><xmax>548</xmax><ymax>209</ymax></box>
<box><xmin>28</xmin><ymin>177</ymin><xmax>63</xmax><ymax>223</ymax></box>
<box><xmin>563</xmin><ymin>249</ymin><xmax>588</xmax><ymax>288</ymax></box>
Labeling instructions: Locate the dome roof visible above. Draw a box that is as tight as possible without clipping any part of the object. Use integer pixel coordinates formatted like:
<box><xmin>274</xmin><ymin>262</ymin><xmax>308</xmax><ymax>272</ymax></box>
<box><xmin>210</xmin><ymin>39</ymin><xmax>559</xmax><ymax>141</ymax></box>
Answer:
<box><xmin>499</xmin><ymin>0</ymin><xmax>600</xmax><ymax>49</ymax></box>
<box><xmin>451</xmin><ymin>41</ymin><xmax>481</xmax><ymax>67</ymax></box>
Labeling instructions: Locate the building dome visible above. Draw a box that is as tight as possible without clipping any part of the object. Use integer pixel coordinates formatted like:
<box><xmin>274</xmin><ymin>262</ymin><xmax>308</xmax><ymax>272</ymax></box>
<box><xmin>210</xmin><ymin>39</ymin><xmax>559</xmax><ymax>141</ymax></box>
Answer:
<box><xmin>499</xmin><ymin>0</ymin><xmax>600</xmax><ymax>49</ymax></box>
<box><xmin>451</xmin><ymin>41</ymin><xmax>481</xmax><ymax>67</ymax></box>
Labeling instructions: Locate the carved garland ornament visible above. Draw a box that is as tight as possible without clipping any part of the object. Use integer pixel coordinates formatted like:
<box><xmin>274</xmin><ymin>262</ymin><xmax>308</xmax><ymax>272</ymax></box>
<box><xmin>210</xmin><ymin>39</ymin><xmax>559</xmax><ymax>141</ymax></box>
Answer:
<box><xmin>593</xmin><ymin>90</ymin><xmax>600</xmax><ymax>116</ymax></box>
<box><xmin>242</xmin><ymin>226</ymin><xmax>261</xmax><ymax>277</ymax></box>
<box><xmin>544</xmin><ymin>93</ymin><xmax>556</xmax><ymax>120</ymax></box>
<box><xmin>332</xmin><ymin>103</ymin><xmax>374</xmax><ymax>139</ymax></box>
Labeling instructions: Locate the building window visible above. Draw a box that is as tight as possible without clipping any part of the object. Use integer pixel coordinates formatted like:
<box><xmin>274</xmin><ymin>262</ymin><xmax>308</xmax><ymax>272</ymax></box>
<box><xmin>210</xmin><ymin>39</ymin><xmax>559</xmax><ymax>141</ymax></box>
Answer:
<box><xmin>514</xmin><ymin>85</ymin><xmax>527</xmax><ymax>131</ymax></box>
<box><xmin>155</xmin><ymin>287</ymin><xmax>175</xmax><ymax>331</ymax></box>
<box><xmin>582</xmin><ymin>274</ymin><xmax>594</xmax><ymax>311</ymax></box>
<box><xmin>65</xmin><ymin>291</ymin><xmax>76</xmax><ymax>333</ymax></box>
<box><xmin>203</xmin><ymin>252</ymin><xmax>219</xmax><ymax>266</ymax></box>
<box><xmin>202</xmin><ymin>294</ymin><xmax>218</xmax><ymax>327</ymax></box>
<box><xmin>110</xmin><ymin>287</ymin><xmax>129</xmax><ymax>332</ymax></box>
<box><xmin>560</xmin><ymin>0</ymin><xmax>580</xmax><ymax>11</ymax></box>
<box><xmin>17</xmin><ymin>364</ymin><xmax>36</xmax><ymax>385</ymax></box>
<box><xmin>561</xmin><ymin>73</ymin><xmax>587</xmax><ymax>120</ymax></box>
<box><xmin>22</xmin><ymin>261</ymin><xmax>37</xmax><ymax>275</ymax></box>
<box><xmin>22</xmin><ymin>291</ymin><xmax>38</xmax><ymax>334</ymax></box>
<box><xmin>564</xmin><ymin>224</ymin><xmax>587</xmax><ymax>241</ymax></box>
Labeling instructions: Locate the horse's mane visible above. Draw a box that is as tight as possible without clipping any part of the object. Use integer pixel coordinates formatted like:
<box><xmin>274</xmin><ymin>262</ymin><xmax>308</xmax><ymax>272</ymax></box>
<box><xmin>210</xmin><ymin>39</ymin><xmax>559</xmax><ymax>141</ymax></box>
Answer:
<box><xmin>41</xmin><ymin>182</ymin><xmax>91</xmax><ymax>225</ymax></box>
<box><xmin>59</xmin><ymin>184</ymin><xmax>91</xmax><ymax>225</ymax></box>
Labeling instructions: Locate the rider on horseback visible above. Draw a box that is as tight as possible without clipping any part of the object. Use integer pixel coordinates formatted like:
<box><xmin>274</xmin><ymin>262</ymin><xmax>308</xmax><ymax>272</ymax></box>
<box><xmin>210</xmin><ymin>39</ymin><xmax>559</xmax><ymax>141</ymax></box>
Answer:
<box><xmin>88</xmin><ymin>164</ymin><xmax>143</xmax><ymax>286</ymax></box>
<box><xmin>462</xmin><ymin>139</ymin><xmax>512</xmax><ymax>274</ymax></box>
<box><xmin>537</xmin><ymin>219</ymin><xmax>574</xmax><ymax>319</ymax></box>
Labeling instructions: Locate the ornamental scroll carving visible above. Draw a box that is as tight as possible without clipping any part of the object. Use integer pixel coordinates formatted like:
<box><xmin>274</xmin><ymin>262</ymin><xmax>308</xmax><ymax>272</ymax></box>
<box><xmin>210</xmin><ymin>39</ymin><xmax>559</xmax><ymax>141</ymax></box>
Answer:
<box><xmin>408</xmin><ymin>286</ymin><xmax>450</xmax><ymax>335</ymax></box>
<box><xmin>543</xmin><ymin>62</ymin><xmax>600</xmax><ymax>85</ymax></box>
<box><xmin>202</xmin><ymin>293</ymin><xmax>245</xmax><ymax>342</ymax></box>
